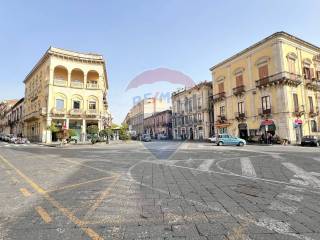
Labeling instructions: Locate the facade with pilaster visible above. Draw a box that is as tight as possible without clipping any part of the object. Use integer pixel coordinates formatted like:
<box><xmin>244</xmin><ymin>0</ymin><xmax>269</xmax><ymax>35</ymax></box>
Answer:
<box><xmin>171</xmin><ymin>81</ymin><xmax>214</xmax><ymax>140</ymax></box>
<box><xmin>144</xmin><ymin>110</ymin><xmax>172</xmax><ymax>139</ymax></box>
<box><xmin>23</xmin><ymin>47</ymin><xmax>110</xmax><ymax>143</ymax></box>
<box><xmin>210</xmin><ymin>32</ymin><xmax>320</xmax><ymax>144</ymax></box>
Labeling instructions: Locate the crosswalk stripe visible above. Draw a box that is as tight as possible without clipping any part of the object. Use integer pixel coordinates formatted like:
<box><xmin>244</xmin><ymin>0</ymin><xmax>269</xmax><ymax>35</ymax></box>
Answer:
<box><xmin>282</xmin><ymin>162</ymin><xmax>320</xmax><ymax>188</ymax></box>
<box><xmin>197</xmin><ymin>159</ymin><xmax>215</xmax><ymax>171</ymax></box>
<box><xmin>240</xmin><ymin>157</ymin><xmax>257</xmax><ymax>177</ymax></box>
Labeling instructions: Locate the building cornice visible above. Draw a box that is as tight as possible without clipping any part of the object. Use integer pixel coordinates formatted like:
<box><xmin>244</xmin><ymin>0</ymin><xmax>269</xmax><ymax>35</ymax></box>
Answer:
<box><xmin>209</xmin><ymin>31</ymin><xmax>320</xmax><ymax>71</ymax></box>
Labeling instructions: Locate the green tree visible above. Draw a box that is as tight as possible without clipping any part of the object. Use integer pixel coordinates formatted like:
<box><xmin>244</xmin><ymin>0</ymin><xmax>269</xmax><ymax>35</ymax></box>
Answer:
<box><xmin>87</xmin><ymin>125</ymin><xmax>99</xmax><ymax>135</ymax></box>
<box><xmin>48</xmin><ymin>123</ymin><xmax>59</xmax><ymax>133</ymax></box>
<box><xmin>68</xmin><ymin>129</ymin><xmax>77</xmax><ymax>137</ymax></box>
<box><xmin>119</xmin><ymin>124</ymin><xmax>130</xmax><ymax>140</ymax></box>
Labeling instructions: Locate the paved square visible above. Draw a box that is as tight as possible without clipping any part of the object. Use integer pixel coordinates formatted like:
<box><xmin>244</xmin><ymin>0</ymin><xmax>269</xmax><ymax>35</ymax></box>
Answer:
<box><xmin>1</xmin><ymin>141</ymin><xmax>320</xmax><ymax>240</ymax></box>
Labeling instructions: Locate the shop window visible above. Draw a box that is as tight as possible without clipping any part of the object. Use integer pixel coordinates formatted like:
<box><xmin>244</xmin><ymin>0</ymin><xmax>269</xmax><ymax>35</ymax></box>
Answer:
<box><xmin>56</xmin><ymin>99</ymin><xmax>64</xmax><ymax>110</ymax></box>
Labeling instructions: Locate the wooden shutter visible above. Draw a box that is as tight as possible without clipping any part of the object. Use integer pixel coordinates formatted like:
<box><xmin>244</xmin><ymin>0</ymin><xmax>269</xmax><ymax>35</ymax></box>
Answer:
<box><xmin>303</xmin><ymin>67</ymin><xmax>310</xmax><ymax>79</ymax></box>
<box><xmin>309</xmin><ymin>96</ymin><xmax>314</xmax><ymax>113</ymax></box>
<box><xmin>310</xmin><ymin>68</ymin><xmax>315</xmax><ymax>79</ymax></box>
<box><xmin>293</xmin><ymin>94</ymin><xmax>299</xmax><ymax>112</ymax></box>
<box><xmin>258</xmin><ymin>65</ymin><xmax>269</xmax><ymax>79</ymax></box>
<box><xmin>236</xmin><ymin>75</ymin><xmax>243</xmax><ymax>87</ymax></box>
<box><xmin>218</xmin><ymin>83</ymin><xmax>224</xmax><ymax>93</ymax></box>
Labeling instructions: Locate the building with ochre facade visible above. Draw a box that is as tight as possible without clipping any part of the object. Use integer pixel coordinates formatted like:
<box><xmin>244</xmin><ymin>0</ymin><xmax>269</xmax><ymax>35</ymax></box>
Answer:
<box><xmin>23</xmin><ymin>47</ymin><xmax>110</xmax><ymax>143</ymax></box>
<box><xmin>210</xmin><ymin>32</ymin><xmax>320</xmax><ymax>144</ymax></box>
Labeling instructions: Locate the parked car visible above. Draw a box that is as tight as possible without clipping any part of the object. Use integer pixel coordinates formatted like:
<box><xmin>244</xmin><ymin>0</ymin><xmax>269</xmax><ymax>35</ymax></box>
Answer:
<box><xmin>158</xmin><ymin>134</ymin><xmax>168</xmax><ymax>140</ymax></box>
<box><xmin>216</xmin><ymin>134</ymin><xmax>246</xmax><ymax>146</ymax></box>
<box><xmin>301</xmin><ymin>135</ymin><xmax>320</xmax><ymax>147</ymax></box>
<box><xmin>207</xmin><ymin>135</ymin><xmax>217</xmax><ymax>143</ymax></box>
<box><xmin>141</xmin><ymin>134</ymin><xmax>151</xmax><ymax>142</ymax></box>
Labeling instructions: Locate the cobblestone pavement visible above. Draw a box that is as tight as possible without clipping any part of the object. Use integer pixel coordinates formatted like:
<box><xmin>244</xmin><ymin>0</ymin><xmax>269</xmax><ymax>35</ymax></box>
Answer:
<box><xmin>0</xmin><ymin>141</ymin><xmax>320</xmax><ymax>240</ymax></box>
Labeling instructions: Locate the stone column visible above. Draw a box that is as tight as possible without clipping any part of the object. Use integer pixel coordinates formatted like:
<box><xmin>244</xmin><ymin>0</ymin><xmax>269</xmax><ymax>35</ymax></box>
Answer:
<box><xmin>46</xmin><ymin>117</ymin><xmax>52</xmax><ymax>143</ymax></box>
<box><xmin>82</xmin><ymin>119</ymin><xmax>86</xmax><ymax>142</ymax></box>
<box><xmin>67</xmin><ymin>71</ymin><xmax>71</xmax><ymax>87</ymax></box>
<box><xmin>65</xmin><ymin>118</ymin><xmax>69</xmax><ymax>129</ymax></box>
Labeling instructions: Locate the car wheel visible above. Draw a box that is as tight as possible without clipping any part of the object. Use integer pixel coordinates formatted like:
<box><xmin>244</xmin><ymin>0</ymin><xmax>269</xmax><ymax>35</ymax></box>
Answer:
<box><xmin>217</xmin><ymin>141</ymin><xmax>223</xmax><ymax>146</ymax></box>
<box><xmin>317</xmin><ymin>142</ymin><xmax>320</xmax><ymax>147</ymax></box>
<box><xmin>238</xmin><ymin>142</ymin><xmax>244</xmax><ymax>146</ymax></box>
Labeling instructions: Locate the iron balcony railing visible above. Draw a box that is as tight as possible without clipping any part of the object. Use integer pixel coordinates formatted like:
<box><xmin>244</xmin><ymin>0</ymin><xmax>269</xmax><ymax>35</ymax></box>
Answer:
<box><xmin>256</xmin><ymin>72</ymin><xmax>302</xmax><ymax>88</ymax></box>
<box><xmin>233</xmin><ymin>85</ymin><xmax>245</xmax><ymax>96</ymax></box>
<box><xmin>212</xmin><ymin>92</ymin><xmax>226</xmax><ymax>103</ymax></box>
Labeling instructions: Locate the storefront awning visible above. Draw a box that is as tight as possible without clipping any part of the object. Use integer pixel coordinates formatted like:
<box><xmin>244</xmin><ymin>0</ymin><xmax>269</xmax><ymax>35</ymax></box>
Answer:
<box><xmin>260</xmin><ymin>119</ymin><xmax>276</xmax><ymax>131</ymax></box>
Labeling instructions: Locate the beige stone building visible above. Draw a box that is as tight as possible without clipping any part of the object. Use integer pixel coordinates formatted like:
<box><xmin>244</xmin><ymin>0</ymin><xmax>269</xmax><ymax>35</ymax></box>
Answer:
<box><xmin>126</xmin><ymin>98</ymin><xmax>170</xmax><ymax>136</ymax></box>
<box><xmin>210</xmin><ymin>32</ymin><xmax>320</xmax><ymax>144</ymax></box>
<box><xmin>171</xmin><ymin>81</ymin><xmax>214</xmax><ymax>140</ymax></box>
<box><xmin>0</xmin><ymin>99</ymin><xmax>18</xmax><ymax>135</ymax></box>
<box><xmin>7</xmin><ymin>98</ymin><xmax>24</xmax><ymax>136</ymax></box>
<box><xmin>23</xmin><ymin>47</ymin><xmax>111</xmax><ymax>143</ymax></box>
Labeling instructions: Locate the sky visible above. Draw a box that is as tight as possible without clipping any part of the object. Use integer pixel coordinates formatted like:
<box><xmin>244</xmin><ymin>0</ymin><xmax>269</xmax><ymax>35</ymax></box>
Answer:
<box><xmin>0</xmin><ymin>0</ymin><xmax>319</xmax><ymax>124</ymax></box>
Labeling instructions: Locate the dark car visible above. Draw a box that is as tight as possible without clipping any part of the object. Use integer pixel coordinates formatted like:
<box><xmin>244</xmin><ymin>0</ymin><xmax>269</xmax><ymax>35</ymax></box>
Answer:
<box><xmin>301</xmin><ymin>135</ymin><xmax>320</xmax><ymax>147</ymax></box>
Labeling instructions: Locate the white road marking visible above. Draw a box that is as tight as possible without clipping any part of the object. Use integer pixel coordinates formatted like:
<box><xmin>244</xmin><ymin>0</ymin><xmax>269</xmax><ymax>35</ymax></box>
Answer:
<box><xmin>277</xmin><ymin>192</ymin><xmax>303</xmax><ymax>202</ymax></box>
<box><xmin>282</xmin><ymin>162</ymin><xmax>320</xmax><ymax>188</ymax></box>
<box><xmin>240</xmin><ymin>157</ymin><xmax>256</xmax><ymax>177</ymax></box>
<box><xmin>269</xmin><ymin>201</ymin><xmax>298</xmax><ymax>214</ymax></box>
<box><xmin>197</xmin><ymin>159</ymin><xmax>215</xmax><ymax>171</ymax></box>
<box><xmin>285</xmin><ymin>185</ymin><xmax>305</xmax><ymax>192</ymax></box>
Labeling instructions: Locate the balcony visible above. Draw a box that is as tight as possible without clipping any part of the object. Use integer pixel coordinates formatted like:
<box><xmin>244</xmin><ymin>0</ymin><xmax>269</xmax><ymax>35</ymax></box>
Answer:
<box><xmin>69</xmin><ymin>109</ymin><xmax>83</xmax><ymax>116</ymax></box>
<box><xmin>51</xmin><ymin>107</ymin><xmax>66</xmax><ymax>115</ymax></box>
<box><xmin>235</xmin><ymin>111</ymin><xmax>246</xmax><ymax>121</ymax></box>
<box><xmin>70</xmin><ymin>81</ymin><xmax>84</xmax><ymax>88</ymax></box>
<box><xmin>86</xmin><ymin>109</ymin><xmax>98</xmax><ymax>116</ymax></box>
<box><xmin>87</xmin><ymin>82</ymin><xmax>99</xmax><ymax>89</ymax></box>
<box><xmin>54</xmin><ymin>79</ymin><xmax>67</xmax><ymax>87</ymax></box>
<box><xmin>292</xmin><ymin>106</ymin><xmax>305</xmax><ymax>117</ymax></box>
<box><xmin>256</xmin><ymin>72</ymin><xmax>302</xmax><ymax>88</ymax></box>
<box><xmin>305</xmin><ymin>79</ymin><xmax>320</xmax><ymax>91</ymax></box>
<box><xmin>309</xmin><ymin>107</ymin><xmax>319</xmax><ymax>118</ymax></box>
<box><xmin>216</xmin><ymin>115</ymin><xmax>227</xmax><ymax>123</ymax></box>
<box><xmin>233</xmin><ymin>85</ymin><xmax>245</xmax><ymax>96</ymax></box>
<box><xmin>212</xmin><ymin>92</ymin><xmax>226</xmax><ymax>103</ymax></box>
<box><xmin>258</xmin><ymin>108</ymin><xmax>272</xmax><ymax>117</ymax></box>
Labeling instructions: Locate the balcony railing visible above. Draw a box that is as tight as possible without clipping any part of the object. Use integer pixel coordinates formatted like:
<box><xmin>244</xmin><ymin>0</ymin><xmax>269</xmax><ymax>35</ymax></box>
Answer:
<box><xmin>233</xmin><ymin>85</ymin><xmax>245</xmax><ymax>96</ymax></box>
<box><xmin>71</xmin><ymin>81</ymin><xmax>84</xmax><ymax>88</ymax></box>
<box><xmin>54</xmin><ymin>79</ymin><xmax>67</xmax><ymax>87</ymax></box>
<box><xmin>87</xmin><ymin>82</ymin><xmax>99</xmax><ymax>89</ymax></box>
<box><xmin>235</xmin><ymin>111</ymin><xmax>246</xmax><ymax>120</ymax></box>
<box><xmin>258</xmin><ymin>108</ymin><xmax>272</xmax><ymax>116</ymax></box>
<box><xmin>305</xmin><ymin>79</ymin><xmax>320</xmax><ymax>91</ymax></box>
<box><xmin>51</xmin><ymin>107</ymin><xmax>66</xmax><ymax>115</ymax></box>
<box><xmin>86</xmin><ymin>109</ymin><xmax>98</xmax><ymax>115</ymax></box>
<box><xmin>69</xmin><ymin>109</ymin><xmax>83</xmax><ymax>115</ymax></box>
<box><xmin>256</xmin><ymin>72</ymin><xmax>302</xmax><ymax>88</ymax></box>
<box><xmin>212</xmin><ymin>92</ymin><xmax>226</xmax><ymax>103</ymax></box>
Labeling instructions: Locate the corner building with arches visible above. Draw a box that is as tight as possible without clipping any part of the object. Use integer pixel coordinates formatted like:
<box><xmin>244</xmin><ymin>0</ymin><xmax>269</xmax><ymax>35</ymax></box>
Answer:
<box><xmin>23</xmin><ymin>47</ymin><xmax>110</xmax><ymax>143</ymax></box>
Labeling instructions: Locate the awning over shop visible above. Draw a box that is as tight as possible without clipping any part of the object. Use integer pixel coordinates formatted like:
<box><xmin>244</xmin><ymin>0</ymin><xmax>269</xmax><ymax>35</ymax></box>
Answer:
<box><xmin>260</xmin><ymin>119</ymin><xmax>276</xmax><ymax>131</ymax></box>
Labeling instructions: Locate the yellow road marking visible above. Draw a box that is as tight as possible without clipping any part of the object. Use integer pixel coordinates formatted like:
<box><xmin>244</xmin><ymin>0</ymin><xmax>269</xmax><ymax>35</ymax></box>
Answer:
<box><xmin>35</xmin><ymin>206</ymin><xmax>52</xmax><ymax>223</ymax></box>
<box><xmin>0</xmin><ymin>154</ymin><xmax>104</xmax><ymax>240</ymax></box>
<box><xmin>46</xmin><ymin>176</ymin><xmax>116</xmax><ymax>193</ymax></box>
<box><xmin>20</xmin><ymin>188</ymin><xmax>31</xmax><ymax>197</ymax></box>
<box><xmin>85</xmin><ymin>175</ymin><xmax>120</xmax><ymax>218</ymax></box>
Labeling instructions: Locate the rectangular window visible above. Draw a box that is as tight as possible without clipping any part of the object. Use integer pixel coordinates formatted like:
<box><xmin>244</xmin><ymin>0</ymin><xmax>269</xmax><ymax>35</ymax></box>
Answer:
<box><xmin>317</xmin><ymin>71</ymin><xmax>320</xmax><ymax>80</ymax></box>
<box><xmin>303</xmin><ymin>67</ymin><xmax>311</xmax><ymax>79</ymax></box>
<box><xmin>236</xmin><ymin>75</ymin><xmax>243</xmax><ymax>87</ymax></box>
<box><xmin>218</xmin><ymin>83</ymin><xmax>224</xmax><ymax>93</ymax></box>
<box><xmin>55</xmin><ymin>99</ymin><xmax>64</xmax><ymax>110</ymax></box>
<box><xmin>261</xmin><ymin>96</ymin><xmax>271</xmax><ymax>111</ymax></box>
<box><xmin>220</xmin><ymin>106</ymin><xmax>225</xmax><ymax>116</ymax></box>
<box><xmin>309</xmin><ymin>96</ymin><xmax>314</xmax><ymax>113</ymax></box>
<box><xmin>89</xmin><ymin>101</ymin><xmax>96</xmax><ymax>110</ymax></box>
<box><xmin>73</xmin><ymin>100</ymin><xmax>80</xmax><ymax>109</ymax></box>
<box><xmin>293</xmin><ymin>93</ymin><xmax>299</xmax><ymax>112</ymax></box>
<box><xmin>311</xmin><ymin>120</ymin><xmax>317</xmax><ymax>132</ymax></box>
<box><xmin>238</xmin><ymin>102</ymin><xmax>244</xmax><ymax>114</ymax></box>
<box><xmin>258</xmin><ymin>65</ymin><xmax>269</xmax><ymax>79</ymax></box>
<box><xmin>288</xmin><ymin>58</ymin><xmax>296</xmax><ymax>74</ymax></box>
